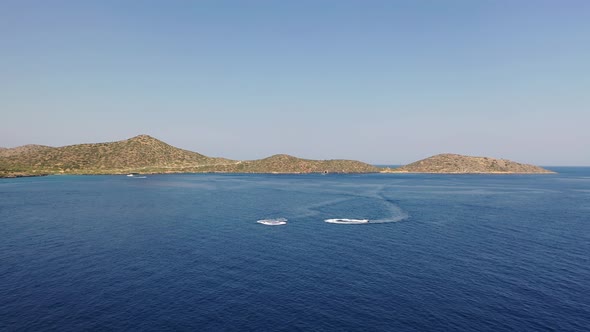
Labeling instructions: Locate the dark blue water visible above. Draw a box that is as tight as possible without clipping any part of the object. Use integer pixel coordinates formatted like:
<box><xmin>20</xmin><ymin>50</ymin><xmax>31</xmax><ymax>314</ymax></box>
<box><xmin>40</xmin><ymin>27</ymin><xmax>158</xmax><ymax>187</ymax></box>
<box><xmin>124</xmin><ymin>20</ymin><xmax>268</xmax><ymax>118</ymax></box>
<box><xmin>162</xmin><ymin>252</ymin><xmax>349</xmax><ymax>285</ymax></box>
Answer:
<box><xmin>1</xmin><ymin>168</ymin><xmax>589</xmax><ymax>331</ymax></box>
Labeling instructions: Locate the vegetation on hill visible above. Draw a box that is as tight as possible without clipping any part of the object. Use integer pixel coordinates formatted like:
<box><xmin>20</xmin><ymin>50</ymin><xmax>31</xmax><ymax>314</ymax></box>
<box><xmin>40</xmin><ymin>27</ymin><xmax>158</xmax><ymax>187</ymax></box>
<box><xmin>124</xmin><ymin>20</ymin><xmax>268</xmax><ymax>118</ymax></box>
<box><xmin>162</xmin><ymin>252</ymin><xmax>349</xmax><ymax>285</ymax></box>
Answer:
<box><xmin>0</xmin><ymin>135</ymin><xmax>234</xmax><ymax>176</ymax></box>
<box><xmin>221</xmin><ymin>154</ymin><xmax>379</xmax><ymax>173</ymax></box>
<box><xmin>0</xmin><ymin>144</ymin><xmax>53</xmax><ymax>157</ymax></box>
<box><xmin>0</xmin><ymin>136</ymin><xmax>554</xmax><ymax>177</ymax></box>
<box><xmin>387</xmin><ymin>153</ymin><xmax>554</xmax><ymax>174</ymax></box>
<box><xmin>0</xmin><ymin>135</ymin><xmax>378</xmax><ymax>177</ymax></box>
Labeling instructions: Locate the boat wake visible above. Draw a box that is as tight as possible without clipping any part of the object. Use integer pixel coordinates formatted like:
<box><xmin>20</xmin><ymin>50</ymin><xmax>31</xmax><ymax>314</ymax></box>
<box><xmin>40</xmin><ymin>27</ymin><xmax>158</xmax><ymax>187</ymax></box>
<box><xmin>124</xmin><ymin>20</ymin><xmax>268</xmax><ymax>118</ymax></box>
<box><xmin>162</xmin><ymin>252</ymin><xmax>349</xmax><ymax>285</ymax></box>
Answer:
<box><xmin>262</xmin><ymin>183</ymin><xmax>409</xmax><ymax>225</ymax></box>
<box><xmin>323</xmin><ymin>188</ymin><xmax>409</xmax><ymax>225</ymax></box>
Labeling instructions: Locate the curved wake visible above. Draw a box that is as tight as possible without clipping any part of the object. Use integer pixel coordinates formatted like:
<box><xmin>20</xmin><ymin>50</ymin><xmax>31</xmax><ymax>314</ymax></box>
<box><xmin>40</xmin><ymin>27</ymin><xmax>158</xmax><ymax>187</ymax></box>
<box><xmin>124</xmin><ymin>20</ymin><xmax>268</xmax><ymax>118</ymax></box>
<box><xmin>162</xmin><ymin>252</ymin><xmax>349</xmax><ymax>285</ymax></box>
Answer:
<box><xmin>323</xmin><ymin>190</ymin><xmax>409</xmax><ymax>225</ymax></box>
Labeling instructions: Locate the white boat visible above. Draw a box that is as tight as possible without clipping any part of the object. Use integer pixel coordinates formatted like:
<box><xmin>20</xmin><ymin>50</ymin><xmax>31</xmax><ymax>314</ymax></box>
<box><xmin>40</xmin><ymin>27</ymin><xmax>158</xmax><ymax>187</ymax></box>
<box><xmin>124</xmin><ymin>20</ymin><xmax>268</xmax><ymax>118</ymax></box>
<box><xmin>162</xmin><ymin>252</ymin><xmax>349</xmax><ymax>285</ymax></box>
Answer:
<box><xmin>257</xmin><ymin>218</ymin><xmax>287</xmax><ymax>226</ymax></box>
<box><xmin>324</xmin><ymin>218</ymin><xmax>370</xmax><ymax>224</ymax></box>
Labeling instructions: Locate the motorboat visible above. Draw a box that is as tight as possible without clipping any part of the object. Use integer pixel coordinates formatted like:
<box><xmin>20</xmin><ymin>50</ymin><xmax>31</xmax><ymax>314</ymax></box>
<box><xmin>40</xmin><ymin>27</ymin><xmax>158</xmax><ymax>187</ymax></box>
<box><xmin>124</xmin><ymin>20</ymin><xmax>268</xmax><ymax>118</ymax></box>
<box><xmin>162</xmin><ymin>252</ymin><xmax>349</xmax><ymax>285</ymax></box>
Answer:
<box><xmin>324</xmin><ymin>218</ymin><xmax>370</xmax><ymax>224</ymax></box>
<box><xmin>257</xmin><ymin>218</ymin><xmax>287</xmax><ymax>226</ymax></box>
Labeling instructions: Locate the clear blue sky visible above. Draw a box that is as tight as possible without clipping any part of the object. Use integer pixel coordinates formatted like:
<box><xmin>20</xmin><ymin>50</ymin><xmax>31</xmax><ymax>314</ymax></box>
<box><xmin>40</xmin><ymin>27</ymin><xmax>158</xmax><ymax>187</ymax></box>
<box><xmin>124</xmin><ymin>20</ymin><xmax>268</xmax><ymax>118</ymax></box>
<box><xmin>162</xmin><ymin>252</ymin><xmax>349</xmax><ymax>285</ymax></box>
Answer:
<box><xmin>1</xmin><ymin>1</ymin><xmax>588</xmax><ymax>165</ymax></box>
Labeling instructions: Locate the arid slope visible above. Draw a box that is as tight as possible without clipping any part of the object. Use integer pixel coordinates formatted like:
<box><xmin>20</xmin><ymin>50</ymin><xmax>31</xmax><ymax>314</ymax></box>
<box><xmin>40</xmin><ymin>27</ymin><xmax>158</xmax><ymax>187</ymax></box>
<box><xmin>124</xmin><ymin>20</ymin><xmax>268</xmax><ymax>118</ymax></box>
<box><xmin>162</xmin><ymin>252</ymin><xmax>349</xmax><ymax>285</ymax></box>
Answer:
<box><xmin>0</xmin><ymin>135</ymin><xmax>378</xmax><ymax>176</ymax></box>
<box><xmin>390</xmin><ymin>154</ymin><xmax>553</xmax><ymax>174</ymax></box>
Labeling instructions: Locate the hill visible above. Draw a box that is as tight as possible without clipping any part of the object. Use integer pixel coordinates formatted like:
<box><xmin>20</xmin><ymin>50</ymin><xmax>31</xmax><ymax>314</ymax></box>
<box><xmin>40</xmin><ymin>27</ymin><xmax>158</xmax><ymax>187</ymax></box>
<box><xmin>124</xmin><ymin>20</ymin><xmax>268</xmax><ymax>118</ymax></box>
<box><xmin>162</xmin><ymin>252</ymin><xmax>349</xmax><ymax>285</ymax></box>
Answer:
<box><xmin>389</xmin><ymin>154</ymin><xmax>554</xmax><ymax>174</ymax></box>
<box><xmin>0</xmin><ymin>144</ymin><xmax>54</xmax><ymax>157</ymax></box>
<box><xmin>0</xmin><ymin>135</ymin><xmax>378</xmax><ymax>177</ymax></box>
<box><xmin>220</xmin><ymin>154</ymin><xmax>379</xmax><ymax>173</ymax></box>
<box><xmin>0</xmin><ymin>135</ymin><xmax>234</xmax><ymax>176</ymax></box>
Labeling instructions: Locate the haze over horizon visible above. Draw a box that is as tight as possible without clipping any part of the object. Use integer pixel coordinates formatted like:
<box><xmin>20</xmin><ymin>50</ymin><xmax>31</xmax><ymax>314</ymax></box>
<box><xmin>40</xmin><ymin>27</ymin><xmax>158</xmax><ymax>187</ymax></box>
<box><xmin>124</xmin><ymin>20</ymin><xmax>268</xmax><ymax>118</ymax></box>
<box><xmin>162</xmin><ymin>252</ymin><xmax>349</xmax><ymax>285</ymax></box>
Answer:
<box><xmin>1</xmin><ymin>1</ymin><xmax>589</xmax><ymax>165</ymax></box>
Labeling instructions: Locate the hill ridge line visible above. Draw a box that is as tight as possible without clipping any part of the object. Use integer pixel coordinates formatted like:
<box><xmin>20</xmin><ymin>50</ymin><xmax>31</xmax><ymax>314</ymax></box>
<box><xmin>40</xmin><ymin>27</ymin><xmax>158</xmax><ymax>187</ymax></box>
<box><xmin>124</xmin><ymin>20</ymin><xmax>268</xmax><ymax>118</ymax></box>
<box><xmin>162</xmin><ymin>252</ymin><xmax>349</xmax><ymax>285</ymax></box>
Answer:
<box><xmin>0</xmin><ymin>134</ymin><xmax>378</xmax><ymax>177</ymax></box>
<box><xmin>0</xmin><ymin>135</ymin><xmax>554</xmax><ymax>177</ymax></box>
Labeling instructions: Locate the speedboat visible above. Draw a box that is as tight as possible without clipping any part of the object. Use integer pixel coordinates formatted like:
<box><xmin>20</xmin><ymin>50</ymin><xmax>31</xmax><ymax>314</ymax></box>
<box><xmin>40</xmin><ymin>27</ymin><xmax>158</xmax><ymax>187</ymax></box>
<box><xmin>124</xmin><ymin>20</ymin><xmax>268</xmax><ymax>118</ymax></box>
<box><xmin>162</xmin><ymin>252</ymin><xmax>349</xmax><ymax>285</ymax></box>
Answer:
<box><xmin>257</xmin><ymin>218</ymin><xmax>287</xmax><ymax>226</ymax></box>
<box><xmin>324</xmin><ymin>218</ymin><xmax>369</xmax><ymax>224</ymax></box>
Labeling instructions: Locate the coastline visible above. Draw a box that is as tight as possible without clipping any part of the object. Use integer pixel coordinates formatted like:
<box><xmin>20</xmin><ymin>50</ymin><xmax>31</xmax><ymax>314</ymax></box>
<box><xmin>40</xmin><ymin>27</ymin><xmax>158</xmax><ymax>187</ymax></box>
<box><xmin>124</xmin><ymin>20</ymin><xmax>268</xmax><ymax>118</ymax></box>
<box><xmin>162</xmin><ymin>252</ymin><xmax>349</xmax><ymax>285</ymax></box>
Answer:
<box><xmin>379</xmin><ymin>170</ymin><xmax>556</xmax><ymax>174</ymax></box>
<box><xmin>1</xmin><ymin>169</ymin><xmax>558</xmax><ymax>178</ymax></box>
<box><xmin>0</xmin><ymin>173</ymin><xmax>49</xmax><ymax>179</ymax></box>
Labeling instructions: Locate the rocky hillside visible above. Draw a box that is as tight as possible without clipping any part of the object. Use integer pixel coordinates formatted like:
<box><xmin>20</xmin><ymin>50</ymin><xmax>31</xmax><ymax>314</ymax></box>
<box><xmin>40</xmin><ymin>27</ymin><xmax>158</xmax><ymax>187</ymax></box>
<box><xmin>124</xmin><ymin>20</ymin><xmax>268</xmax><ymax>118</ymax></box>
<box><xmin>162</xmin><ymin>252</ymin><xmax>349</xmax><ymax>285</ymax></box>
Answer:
<box><xmin>224</xmin><ymin>154</ymin><xmax>379</xmax><ymax>173</ymax></box>
<box><xmin>0</xmin><ymin>144</ymin><xmax>53</xmax><ymax>157</ymax></box>
<box><xmin>0</xmin><ymin>135</ymin><xmax>234</xmax><ymax>176</ymax></box>
<box><xmin>391</xmin><ymin>154</ymin><xmax>554</xmax><ymax>174</ymax></box>
<box><xmin>0</xmin><ymin>135</ymin><xmax>378</xmax><ymax>177</ymax></box>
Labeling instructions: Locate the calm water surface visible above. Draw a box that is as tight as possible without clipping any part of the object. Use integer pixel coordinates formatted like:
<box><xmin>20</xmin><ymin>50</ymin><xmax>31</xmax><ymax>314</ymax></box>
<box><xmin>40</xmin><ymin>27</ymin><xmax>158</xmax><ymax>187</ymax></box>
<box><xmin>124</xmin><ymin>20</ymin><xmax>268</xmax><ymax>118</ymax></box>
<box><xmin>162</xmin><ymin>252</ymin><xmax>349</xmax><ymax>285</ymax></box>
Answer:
<box><xmin>1</xmin><ymin>168</ymin><xmax>589</xmax><ymax>331</ymax></box>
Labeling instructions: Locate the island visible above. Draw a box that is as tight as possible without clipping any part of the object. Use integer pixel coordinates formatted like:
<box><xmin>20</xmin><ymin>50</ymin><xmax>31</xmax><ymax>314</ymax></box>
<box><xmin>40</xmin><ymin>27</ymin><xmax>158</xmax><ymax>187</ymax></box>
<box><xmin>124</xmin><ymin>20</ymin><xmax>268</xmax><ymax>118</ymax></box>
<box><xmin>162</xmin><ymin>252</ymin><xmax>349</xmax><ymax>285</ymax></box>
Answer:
<box><xmin>383</xmin><ymin>153</ymin><xmax>555</xmax><ymax>174</ymax></box>
<box><xmin>0</xmin><ymin>135</ymin><xmax>379</xmax><ymax>177</ymax></box>
<box><xmin>0</xmin><ymin>135</ymin><xmax>554</xmax><ymax>178</ymax></box>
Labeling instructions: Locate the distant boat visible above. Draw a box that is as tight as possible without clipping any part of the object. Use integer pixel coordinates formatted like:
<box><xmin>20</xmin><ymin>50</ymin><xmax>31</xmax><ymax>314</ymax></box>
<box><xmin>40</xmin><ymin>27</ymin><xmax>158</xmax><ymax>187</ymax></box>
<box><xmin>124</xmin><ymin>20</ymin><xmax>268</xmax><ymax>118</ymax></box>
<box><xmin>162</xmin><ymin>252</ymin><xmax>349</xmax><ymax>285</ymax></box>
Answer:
<box><xmin>325</xmin><ymin>218</ymin><xmax>369</xmax><ymax>224</ymax></box>
<box><xmin>127</xmin><ymin>173</ymin><xmax>139</xmax><ymax>177</ymax></box>
<box><xmin>257</xmin><ymin>218</ymin><xmax>287</xmax><ymax>226</ymax></box>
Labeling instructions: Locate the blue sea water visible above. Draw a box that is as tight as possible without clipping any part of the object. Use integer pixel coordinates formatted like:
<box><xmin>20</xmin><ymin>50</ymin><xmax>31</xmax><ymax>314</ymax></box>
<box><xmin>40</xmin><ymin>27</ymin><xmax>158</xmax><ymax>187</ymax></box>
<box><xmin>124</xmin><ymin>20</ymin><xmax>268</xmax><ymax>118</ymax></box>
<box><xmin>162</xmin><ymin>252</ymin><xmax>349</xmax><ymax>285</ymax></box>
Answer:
<box><xmin>1</xmin><ymin>168</ymin><xmax>589</xmax><ymax>331</ymax></box>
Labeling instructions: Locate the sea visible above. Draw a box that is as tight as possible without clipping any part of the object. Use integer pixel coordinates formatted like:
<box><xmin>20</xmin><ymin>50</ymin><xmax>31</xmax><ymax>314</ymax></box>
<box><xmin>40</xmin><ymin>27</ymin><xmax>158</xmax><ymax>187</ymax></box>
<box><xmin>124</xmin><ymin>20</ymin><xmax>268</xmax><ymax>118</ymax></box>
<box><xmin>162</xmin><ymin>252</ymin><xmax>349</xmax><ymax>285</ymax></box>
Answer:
<box><xmin>1</xmin><ymin>168</ymin><xmax>589</xmax><ymax>331</ymax></box>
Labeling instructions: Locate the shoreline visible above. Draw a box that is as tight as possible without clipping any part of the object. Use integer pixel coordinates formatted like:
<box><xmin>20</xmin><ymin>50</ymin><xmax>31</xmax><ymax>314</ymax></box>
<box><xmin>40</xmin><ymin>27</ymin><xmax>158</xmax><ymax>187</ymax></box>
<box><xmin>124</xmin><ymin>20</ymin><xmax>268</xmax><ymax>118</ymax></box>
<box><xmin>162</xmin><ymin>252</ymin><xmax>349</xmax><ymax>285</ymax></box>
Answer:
<box><xmin>1</xmin><ymin>170</ymin><xmax>557</xmax><ymax>178</ymax></box>
<box><xmin>380</xmin><ymin>170</ymin><xmax>556</xmax><ymax>174</ymax></box>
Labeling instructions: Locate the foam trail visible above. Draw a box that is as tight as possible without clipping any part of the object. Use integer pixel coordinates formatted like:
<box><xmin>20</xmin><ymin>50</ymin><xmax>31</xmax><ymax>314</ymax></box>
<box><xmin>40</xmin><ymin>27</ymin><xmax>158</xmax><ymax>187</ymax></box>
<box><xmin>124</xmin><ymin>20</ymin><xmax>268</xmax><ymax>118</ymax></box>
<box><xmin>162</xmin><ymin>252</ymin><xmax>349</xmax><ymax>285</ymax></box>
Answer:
<box><xmin>366</xmin><ymin>213</ymin><xmax>408</xmax><ymax>224</ymax></box>
<box><xmin>286</xmin><ymin>183</ymin><xmax>409</xmax><ymax>225</ymax></box>
<box><xmin>295</xmin><ymin>197</ymin><xmax>352</xmax><ymax>219</ymax></box>
<box><xmin>370</xmin><ymin>193</ymin><xmax>409</xmax><ymax>223</ymax></box>
<box><xmin>323</xmin><ymin>189</ymin><xmax>409</xmax><ymax>225</ymax></box>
